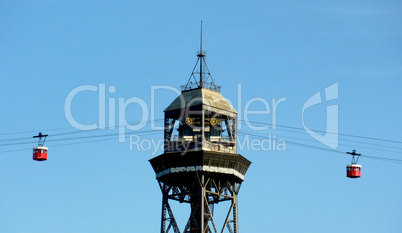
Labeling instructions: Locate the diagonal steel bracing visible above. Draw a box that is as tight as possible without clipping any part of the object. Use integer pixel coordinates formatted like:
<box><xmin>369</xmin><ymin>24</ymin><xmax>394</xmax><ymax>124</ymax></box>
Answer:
<box><xmin>158</xmin><ymin>173</ymin><xmax>241</xmax><ymax>233</ymax></box>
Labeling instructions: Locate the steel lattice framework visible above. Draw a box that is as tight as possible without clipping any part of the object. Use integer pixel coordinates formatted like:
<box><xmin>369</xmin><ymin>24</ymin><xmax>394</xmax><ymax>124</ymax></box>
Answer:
<box><xmin>159</xmin><ymin>174</ymin><xmax>241</xmax><ymax>233</ymax></box>
<box><xmin>150</xmin><ymin>150</ymin><xmax>250</xmax><ymax>233</ymax></box>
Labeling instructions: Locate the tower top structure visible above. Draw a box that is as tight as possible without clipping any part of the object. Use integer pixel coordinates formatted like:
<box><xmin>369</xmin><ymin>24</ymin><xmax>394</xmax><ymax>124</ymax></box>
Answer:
<box><xmin>182</xmin><ymin>21</ymin><xmax>220</xmax><ymax>92</ymax></box>
<box><xmin>150</xmin><ymin>23</ymin><xmax>250</xmax><ymax>233</ymax></box>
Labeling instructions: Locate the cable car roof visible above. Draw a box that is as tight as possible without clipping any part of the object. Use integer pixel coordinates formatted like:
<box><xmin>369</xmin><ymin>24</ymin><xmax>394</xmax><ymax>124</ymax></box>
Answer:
<box><xmin>346</xmin><ymin>164</ymin><xmax>361</xmax><ymax>167</ymax></box>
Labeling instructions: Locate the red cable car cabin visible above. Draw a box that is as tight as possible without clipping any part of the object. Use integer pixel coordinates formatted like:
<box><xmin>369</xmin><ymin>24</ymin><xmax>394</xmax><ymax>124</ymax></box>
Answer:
<box><xmin>346</xmin><ymin>164</ymin><xmax>361</xmax><ymax>178</ymax></box>
<box><xmin>33</xmin><ymin>146</ymin><xmax>48</xmax><ymax>161</ymax></box>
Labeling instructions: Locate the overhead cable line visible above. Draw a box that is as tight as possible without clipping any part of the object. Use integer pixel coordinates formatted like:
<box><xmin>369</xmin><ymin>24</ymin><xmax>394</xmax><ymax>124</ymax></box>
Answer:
<box><xmin>238</xmin><ymin>129</ymin><xmax>402</xmax><ymax>154</ymax></box>
<box><xmin>0</xmin><ymin>130</ymin><xmax>162</xmax><ymax>154</ymax></box>
<box><xmin>237</xmin><ymin>131</ymin><xmax>402</xmax><ymax>164</ymax></box>
<box><xmin>0</xmin><ymin>118</ymin><xmax>164</xmax><ymax>143</ymax></box>
<box><xmin>239</xmin><ymin>119</ymin><xmax>402</xmax><ymax>144</ymax></box>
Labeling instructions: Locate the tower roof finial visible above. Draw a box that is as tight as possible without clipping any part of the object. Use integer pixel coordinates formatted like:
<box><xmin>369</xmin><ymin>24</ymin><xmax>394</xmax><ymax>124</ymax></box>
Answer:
<box><xmin>198</xmin><ymin>21</ymin><xmax>205</xmax><ymax>58</ymax></box>
<box><xmin>198</xmin><ymin>21</ymin><xmax>205</xmax><ymax>86</ymax></box>
<box><xmin>200</xmin><ymin>20</ymin><xmax>203</xmax><ymax>57</ymax></box>
<box><xmin>182</xmin><ymin>21</ymin><xmax>220</xmax><ymax>92</ymax></box>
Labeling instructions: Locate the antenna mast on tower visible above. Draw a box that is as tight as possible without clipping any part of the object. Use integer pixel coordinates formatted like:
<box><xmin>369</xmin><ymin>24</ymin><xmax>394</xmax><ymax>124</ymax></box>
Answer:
<box><xmin>183</xmin><ymin>21</ymin><xmax>220</xmax><ymax>92</ymax></box>
<box><xmin>198</xmin><ymin>21</ymin><xmax>205</xmax><ymax>87</ymax></box>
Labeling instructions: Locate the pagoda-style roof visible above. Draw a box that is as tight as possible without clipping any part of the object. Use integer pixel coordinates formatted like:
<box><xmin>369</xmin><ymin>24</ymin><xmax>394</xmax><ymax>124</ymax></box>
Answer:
<box><xmin>164</xmin><ymin>87</ymin><xmax>237</xmax><ymax>116</ymax></box>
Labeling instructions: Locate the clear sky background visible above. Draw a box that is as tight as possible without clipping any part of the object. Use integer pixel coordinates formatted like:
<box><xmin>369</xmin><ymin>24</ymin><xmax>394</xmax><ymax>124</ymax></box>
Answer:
<box><xmin>0</xmin><ymin>1</ymin><xmax>401</xmax><ymax>232</ymax></box>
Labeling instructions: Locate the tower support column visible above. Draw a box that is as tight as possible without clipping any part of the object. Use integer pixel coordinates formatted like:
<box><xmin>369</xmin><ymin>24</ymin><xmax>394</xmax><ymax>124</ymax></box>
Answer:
<box><xmin>160</xmin><ymin>183</ymin><xmax>180</xmax><ymax>233</ymax></box>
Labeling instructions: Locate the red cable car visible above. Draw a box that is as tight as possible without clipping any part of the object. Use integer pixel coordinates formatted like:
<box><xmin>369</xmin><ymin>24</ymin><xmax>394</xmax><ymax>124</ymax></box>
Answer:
<box><xmin>346</xmin><ymin>164</ymin><xmax>361</xmax><ymax>178</ymax></box>
<box><xmin>33</xmin><ymin>132</ymin><xmax>48</xmax><ymax>161</ymax></box>
<box><xmin>33</xmin><ymin>146</ymin><xmax>48</xmax><ymax>161</ymax></box>
<box><xmin>346</xmin><ymin>150</ymin><xmax>361</xmax><ymax>178</ymax></box>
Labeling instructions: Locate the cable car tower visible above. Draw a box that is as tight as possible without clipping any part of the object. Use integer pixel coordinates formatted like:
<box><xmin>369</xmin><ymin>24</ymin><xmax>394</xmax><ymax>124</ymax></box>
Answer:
<box><xmin>150</xmin><ymin>22</ymin><xmax>251</xmax><ymax>233</ymax></box>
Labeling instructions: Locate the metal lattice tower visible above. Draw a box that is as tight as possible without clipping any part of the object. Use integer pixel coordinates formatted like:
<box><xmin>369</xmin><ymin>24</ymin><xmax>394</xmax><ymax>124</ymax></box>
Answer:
<box><xmin>150</xmin><ymin>23</ymin><xmax>251</xmax><ymax>233</ymax></box>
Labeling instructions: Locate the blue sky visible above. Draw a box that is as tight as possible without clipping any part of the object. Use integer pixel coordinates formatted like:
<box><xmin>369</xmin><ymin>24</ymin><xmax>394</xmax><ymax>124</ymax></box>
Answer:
<box><xmin>0</xmin><ymin>1</ymin><xmax>401</xmax><ymax>232</ymax></box>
